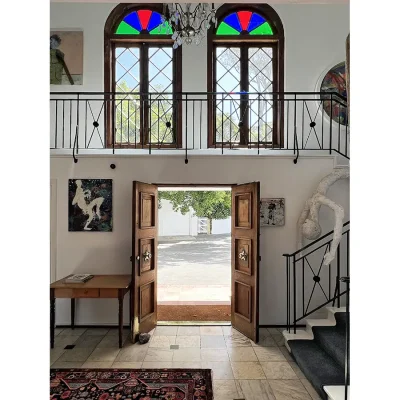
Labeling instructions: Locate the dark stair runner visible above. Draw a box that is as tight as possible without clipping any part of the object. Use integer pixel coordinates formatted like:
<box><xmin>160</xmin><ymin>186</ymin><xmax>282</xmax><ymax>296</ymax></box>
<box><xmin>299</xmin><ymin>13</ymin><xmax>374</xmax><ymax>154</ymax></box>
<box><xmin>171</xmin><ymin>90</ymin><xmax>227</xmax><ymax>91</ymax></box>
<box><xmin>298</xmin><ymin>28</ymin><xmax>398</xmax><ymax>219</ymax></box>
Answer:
<box><xmin>288</xmin><ymin>312</ymin><xmax>348</xmax><ymax>400</ymax></box>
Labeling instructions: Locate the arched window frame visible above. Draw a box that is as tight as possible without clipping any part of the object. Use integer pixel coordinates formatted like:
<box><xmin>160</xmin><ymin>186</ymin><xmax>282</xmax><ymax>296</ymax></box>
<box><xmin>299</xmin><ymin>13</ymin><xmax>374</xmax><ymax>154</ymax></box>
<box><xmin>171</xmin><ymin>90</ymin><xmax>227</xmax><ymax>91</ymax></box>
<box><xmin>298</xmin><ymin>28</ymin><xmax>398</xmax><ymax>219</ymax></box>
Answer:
<box><xmin>104</xmin><ymin>3</ymin><xmax>182</xmax><ymax>148</ymax></box>
<box><xmin>207</xmin><ymin>4</ymin><xmax>285</xmax><ymax>148</ymax></box>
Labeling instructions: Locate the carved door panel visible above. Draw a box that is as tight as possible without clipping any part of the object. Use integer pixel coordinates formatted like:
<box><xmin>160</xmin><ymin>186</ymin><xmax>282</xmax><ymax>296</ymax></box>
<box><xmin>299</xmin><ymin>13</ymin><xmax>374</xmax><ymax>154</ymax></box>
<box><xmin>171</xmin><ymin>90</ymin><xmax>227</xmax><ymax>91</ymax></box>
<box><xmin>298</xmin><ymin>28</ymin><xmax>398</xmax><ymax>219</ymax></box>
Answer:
<box><xmin>131</xmin><ymin>181</ymin><xmax>158</xmax><ymax>342</ymax></box>
<box><xmin>231</xmin><ymin>182</ymin><xmax>260</xmax><ymax>342</ymax></box>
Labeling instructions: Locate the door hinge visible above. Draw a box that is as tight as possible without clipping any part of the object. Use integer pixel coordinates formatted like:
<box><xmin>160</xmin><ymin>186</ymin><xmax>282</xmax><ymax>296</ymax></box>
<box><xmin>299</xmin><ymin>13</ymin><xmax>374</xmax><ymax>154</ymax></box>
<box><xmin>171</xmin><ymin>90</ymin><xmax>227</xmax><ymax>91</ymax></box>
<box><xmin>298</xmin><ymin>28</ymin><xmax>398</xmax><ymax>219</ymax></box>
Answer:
<box><xmin>130</xmin><ymin>256</ymin><xmax>133</xmax><ymax>262</ymax></box>
<box><xmin>259</xmin><ymin>256</ymin><xmax>261</xmax><ymax>261</ymax></box>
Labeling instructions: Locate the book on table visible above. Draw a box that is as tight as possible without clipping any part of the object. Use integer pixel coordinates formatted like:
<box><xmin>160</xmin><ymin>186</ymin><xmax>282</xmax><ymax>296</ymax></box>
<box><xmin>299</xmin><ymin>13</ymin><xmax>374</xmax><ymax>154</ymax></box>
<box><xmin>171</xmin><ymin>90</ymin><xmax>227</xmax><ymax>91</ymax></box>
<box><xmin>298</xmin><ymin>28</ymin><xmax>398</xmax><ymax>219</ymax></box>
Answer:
<box><xmin>65</xmin><ymin>274</ymin><xmax>94</xmax><ymax>283</ymax></box>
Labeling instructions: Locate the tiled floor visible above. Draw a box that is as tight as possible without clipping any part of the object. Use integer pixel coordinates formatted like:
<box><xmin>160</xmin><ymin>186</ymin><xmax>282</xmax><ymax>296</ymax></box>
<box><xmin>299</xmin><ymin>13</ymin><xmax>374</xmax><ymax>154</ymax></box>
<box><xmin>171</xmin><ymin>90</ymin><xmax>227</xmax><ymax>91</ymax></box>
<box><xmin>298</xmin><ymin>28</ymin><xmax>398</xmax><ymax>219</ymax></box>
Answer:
<box><xmin>50</xmin><ymin>325</ymin><xmax>321</xmax><ymax>400</ymax></box>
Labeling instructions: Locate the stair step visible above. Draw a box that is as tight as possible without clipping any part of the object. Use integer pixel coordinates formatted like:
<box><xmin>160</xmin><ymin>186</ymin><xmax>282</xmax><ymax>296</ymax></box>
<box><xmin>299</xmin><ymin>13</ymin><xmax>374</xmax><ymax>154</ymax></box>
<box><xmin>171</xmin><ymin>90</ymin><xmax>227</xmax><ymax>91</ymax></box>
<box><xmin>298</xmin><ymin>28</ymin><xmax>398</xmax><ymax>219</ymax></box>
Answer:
<box><xmin>313</xmin><ymin>325</ymin><xmax>346</xmax><ymax>370</ymax></box>
<box><xmin>290</xmin><ymin>340</ymin><xmax>345</xmax><ymax>400</ymax></box>
<box><xmin>324</xmin><ymin>385</ymin><xmax>349</xmax><ymax>400</ymax></box>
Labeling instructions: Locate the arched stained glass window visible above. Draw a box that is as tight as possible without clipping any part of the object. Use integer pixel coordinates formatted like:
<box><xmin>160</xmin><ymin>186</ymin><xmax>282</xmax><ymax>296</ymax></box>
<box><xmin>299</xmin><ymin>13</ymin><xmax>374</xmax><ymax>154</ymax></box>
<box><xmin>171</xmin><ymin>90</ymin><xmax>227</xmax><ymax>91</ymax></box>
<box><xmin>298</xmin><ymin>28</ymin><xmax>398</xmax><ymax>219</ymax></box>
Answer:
<box><xmin>104</xmin><ymin>4</ymin><xmax>182</xmax><ymax>149</ymax></box>
<box><xmin>216</xmin><ymin>11</ymin><xmax>273</xmax><ymax>36</ymax></box>
<box><xmin>208</xmin><ymin>4</ymin><xmax>284</xmax><ymax>149</ymax></box>
<box><xmin>115</xmin><ymin>10</ymin><xmax>173</xmax><ymax>35</ymax></box>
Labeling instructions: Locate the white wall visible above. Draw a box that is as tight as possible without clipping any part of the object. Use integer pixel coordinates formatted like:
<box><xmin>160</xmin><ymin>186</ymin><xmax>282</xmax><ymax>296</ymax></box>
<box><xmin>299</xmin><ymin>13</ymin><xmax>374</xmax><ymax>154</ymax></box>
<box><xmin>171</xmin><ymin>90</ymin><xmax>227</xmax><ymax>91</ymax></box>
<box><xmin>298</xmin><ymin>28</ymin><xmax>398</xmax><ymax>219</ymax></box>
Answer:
<box><xmin>51</xmin><ymin>155</ymin><xmax>349</xmax><ymax>325</ymax></box>
<box><xmin>158</xmin><ymin>199</ymin><xmax>198</xmax><ymax>237</ymax></box>
<box><xmin>50</xmin><ymin>3</ymin><xmax>350</xmax><ymax>151</ymax></box>
<box><xmin>212</xmin><ymin>217</ymin><xmax>231</xmax><ymax>235</ymax></box>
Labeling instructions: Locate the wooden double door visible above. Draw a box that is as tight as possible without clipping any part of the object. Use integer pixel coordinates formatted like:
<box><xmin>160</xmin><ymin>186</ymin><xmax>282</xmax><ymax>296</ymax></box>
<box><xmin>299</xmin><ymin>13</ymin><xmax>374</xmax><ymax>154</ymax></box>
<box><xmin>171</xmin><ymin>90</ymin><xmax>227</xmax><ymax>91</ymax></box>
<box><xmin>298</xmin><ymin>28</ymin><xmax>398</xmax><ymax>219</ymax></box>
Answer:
<box><xmin>131</xmin><ymin>181</ymin><xmax>260</xmax><ymax>343</ymax></box>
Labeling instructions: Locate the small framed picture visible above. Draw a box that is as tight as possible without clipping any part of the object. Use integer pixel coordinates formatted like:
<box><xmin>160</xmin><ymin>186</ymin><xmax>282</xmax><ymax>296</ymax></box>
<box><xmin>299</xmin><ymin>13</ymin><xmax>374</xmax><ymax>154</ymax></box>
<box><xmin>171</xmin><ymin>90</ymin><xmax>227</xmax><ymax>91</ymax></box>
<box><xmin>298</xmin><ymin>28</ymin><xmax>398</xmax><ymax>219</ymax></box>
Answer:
<box><xmin>260</xmin><ymin>198</ymin><xmax>285</xmax><ymax>227</ymax></box>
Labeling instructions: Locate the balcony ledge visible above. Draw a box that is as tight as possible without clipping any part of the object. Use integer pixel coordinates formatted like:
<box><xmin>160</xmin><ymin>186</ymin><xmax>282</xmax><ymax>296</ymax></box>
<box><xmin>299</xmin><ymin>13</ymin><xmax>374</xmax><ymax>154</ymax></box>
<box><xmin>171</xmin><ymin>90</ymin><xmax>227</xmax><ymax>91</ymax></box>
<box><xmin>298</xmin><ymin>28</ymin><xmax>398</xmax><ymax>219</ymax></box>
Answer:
<box><xmin>50</xmin><ymin>148</ymin><xmax>338</xmax><ymax>159</ymax></box>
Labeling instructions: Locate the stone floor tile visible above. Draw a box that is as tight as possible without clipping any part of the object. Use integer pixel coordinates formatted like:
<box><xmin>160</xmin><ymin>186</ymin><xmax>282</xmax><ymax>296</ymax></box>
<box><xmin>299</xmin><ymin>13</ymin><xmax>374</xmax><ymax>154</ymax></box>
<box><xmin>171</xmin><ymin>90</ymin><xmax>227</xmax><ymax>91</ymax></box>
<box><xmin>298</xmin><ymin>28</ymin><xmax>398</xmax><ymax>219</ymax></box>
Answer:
<box><xmin>172</xmin><ymin>348</ymin><xmax>201</xmax><ymax>361</ymax></box>
<box><xmin>230</xmin><ymin>361</ymin><xmax>266</xmax><ymax>379</ymax></box>
<box><xmin>261</xmin><ymin>362</ymin><xmax>298</xmax><ymax>380</ymax></box>
<box><xmin>269</xmin><ymin>379</ymin><xmax>312</xmax><ymax>400</ymax></box>
<box><xmin>177</xmin><ymin>326</ymin><xmax>200</xmax><ymax>336</ymax></box>
<box><xmin>227</xmin><ymin>346</ymin><xmax>258</xmax><ymax>362</ymax></box>
<box><xmin>236</xmin><ymin>379</ymin><xmax>277</xmax><ymax>400</ymax></box>
<box><xmin>201</xmin><ymin>335</ymin><xmax>226</xmax><ymax>349</ymax></box>
<box><xmin>87</xmin><ymin>348</ymin><xmax>120</xmax><ymax>362</ymax></box>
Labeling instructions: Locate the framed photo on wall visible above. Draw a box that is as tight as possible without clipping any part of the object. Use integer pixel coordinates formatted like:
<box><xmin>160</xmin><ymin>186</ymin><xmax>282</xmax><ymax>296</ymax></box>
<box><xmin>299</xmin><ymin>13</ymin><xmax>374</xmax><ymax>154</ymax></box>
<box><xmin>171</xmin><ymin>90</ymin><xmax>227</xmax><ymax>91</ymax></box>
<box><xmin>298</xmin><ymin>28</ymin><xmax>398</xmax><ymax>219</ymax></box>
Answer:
<box><xmin>68</xmin><ymin>179</ymin><xmax>113</xmax><ymax>231</ymax></box>
<box><xmin>260</xmin><ymin>198</ymin><xmax>285</xmax><ymax>227</ymax></box>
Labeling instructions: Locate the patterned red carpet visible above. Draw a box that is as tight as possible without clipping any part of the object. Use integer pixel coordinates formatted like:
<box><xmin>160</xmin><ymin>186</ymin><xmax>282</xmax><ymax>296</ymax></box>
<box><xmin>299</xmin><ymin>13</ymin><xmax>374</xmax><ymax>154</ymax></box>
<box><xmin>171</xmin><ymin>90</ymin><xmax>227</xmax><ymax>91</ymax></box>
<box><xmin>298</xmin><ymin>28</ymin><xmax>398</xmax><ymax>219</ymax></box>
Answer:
<box><xmin>50</xmin><ymin>368</ymin><xmax>213</xmax><ymax>400</ymax></box>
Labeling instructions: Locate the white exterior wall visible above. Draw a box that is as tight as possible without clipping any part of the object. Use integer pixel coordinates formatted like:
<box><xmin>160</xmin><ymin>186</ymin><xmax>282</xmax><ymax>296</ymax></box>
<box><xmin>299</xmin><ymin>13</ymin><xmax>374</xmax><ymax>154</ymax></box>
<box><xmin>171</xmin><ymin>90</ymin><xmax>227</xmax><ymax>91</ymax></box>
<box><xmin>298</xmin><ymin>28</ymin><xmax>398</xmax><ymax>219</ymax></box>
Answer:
<box><xmin>158</xmin><ymin>199</ymin><xmax>198</xmax><ymax>237</ymax></box>
<box><xmin>212</xmin><ymin>218</ymin><xmax>231</xmax><ymax>235</ymax></box>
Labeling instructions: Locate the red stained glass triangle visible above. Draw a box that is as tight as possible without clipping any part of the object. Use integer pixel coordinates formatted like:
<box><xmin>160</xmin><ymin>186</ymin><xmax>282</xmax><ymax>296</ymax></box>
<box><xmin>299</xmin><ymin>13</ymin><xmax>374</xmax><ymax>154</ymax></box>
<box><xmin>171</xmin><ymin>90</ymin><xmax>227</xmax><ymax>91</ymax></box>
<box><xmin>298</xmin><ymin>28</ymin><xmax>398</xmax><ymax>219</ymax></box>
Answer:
<box><xmin>237</xmin><ymin>11</ymin><xmax>252</xmax><ymax>31</ymax></box>
<box><xmin>137</xmin><ymin>9</ymin><xmax>152</xmax><ymax>30</ymax></box>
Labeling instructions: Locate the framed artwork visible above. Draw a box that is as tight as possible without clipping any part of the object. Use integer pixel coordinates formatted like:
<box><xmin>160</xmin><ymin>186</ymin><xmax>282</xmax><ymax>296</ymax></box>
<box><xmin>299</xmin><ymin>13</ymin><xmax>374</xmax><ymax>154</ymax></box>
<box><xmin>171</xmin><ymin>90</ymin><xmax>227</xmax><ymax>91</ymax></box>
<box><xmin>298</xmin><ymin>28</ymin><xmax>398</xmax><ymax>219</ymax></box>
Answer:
<box><xmin>260</xmin><ymin>198</ymin><xmax>285</xmax><ymax>227</ymax></box>
<box><xmin>50</xmin><ymin>30</ymin><xmax>83</xmax><ymax>85</ymax></box>
<box><xmin>320</xmin><ymin>62</ymin><xmax>348</xmax><ymax>126</ymax></box>
<box><xmin>68</xmin><ymin>179</ymin><xmax>113</xmax><ymax>232</ymax></box>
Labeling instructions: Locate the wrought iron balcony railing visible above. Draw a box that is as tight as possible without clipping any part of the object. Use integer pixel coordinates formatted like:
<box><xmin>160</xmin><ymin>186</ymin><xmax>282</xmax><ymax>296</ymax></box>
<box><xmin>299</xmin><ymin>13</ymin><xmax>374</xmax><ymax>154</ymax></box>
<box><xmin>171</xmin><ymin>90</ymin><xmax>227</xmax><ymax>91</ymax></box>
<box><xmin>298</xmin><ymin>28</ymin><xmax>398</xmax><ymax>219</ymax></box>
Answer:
<box><xmin>50</xmin><ymin>91</ymin><xmax>349</xmax><ymax>163</ymax></box>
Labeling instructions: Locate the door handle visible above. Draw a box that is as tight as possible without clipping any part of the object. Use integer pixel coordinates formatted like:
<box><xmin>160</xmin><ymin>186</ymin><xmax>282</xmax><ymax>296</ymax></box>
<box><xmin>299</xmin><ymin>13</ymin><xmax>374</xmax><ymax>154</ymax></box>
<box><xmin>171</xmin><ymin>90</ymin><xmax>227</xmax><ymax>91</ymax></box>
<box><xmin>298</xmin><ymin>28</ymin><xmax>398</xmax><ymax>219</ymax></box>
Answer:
<box><xmin>143</xmin><ymin>250</ymin><xmax>152</xmax><ymax>262</ymax></box>
<box><xmin>238</xmin><ymin>248</ymin><xmax>248</xmax><ymax>261</ymax></box>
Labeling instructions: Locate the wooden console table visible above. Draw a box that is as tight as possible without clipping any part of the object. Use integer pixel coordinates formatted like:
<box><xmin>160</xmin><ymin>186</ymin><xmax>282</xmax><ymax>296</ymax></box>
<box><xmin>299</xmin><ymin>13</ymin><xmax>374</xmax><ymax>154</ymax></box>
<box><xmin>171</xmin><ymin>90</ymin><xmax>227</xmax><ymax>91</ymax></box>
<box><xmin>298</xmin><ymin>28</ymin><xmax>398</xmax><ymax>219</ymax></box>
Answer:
<box><xmin>50</xmin><ymin>275</ymin><xmax>132</xmax><ymax>348</ymax></box>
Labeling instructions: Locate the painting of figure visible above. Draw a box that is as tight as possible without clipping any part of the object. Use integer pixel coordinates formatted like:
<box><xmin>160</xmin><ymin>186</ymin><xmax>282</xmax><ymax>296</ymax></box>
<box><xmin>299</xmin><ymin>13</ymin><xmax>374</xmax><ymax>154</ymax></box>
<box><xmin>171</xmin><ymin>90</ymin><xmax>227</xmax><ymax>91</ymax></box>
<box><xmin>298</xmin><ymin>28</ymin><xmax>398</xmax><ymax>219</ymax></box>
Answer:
<box><xmin>68</xmin><ymin>179</ymin><xmax>112</xmax><ymax>231</ymax></box>
<box><xmin>50</xmin><ymin>30</ymin><xmax>83</xmax><ymax>85</ymax></box>
<box><xmin>260</xmin><ymin>198</ymin><xmax>285</xmax><ymax>227</ymax></box>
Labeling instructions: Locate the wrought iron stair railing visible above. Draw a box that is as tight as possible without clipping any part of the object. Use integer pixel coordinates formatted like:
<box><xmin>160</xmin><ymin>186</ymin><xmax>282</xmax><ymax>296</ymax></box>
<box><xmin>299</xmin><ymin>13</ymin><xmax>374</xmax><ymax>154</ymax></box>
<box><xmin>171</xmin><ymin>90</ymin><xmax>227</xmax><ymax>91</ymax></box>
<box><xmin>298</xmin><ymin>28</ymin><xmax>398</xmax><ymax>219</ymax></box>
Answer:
<box><xmin>284</xmin><ymin>221</ymin><xmax>350</xmax><ymax>399</ymax></box>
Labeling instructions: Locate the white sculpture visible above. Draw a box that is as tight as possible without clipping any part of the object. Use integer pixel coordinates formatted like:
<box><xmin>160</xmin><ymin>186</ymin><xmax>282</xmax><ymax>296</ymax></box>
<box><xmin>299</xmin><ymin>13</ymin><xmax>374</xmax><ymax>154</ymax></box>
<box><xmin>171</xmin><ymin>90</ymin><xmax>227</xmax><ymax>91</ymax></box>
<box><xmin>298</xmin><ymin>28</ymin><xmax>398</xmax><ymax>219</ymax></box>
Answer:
<box><xmin>297</xmin><ymin>166</ymin><xmax>349</xmax><ymax>265</ymax></box>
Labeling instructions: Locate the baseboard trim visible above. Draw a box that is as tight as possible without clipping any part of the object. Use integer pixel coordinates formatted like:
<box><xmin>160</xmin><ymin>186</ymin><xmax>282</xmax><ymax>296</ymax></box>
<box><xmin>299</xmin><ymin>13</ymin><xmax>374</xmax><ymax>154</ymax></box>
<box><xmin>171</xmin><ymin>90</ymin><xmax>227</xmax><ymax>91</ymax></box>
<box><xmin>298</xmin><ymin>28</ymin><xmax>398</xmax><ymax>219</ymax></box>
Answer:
<box><xmin>259</xmin><ymin>324</ymin><xmax>306</xmax><ymax>328</ymax></box>
<box><xmin>56</xmin><ymin>325</ymin><xmax>130</xmax><ymax>329</ymax></box>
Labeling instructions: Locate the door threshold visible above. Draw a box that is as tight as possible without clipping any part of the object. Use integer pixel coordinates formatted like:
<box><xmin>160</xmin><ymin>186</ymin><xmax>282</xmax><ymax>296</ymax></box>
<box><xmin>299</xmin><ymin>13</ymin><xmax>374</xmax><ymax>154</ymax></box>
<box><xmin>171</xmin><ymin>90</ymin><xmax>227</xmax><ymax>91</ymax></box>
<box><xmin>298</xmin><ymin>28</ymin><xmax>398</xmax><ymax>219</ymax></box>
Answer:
<box><xmin>157</xmin><ymin>321</ymin><xmax>231</xmax><ymax>326</ymax></box>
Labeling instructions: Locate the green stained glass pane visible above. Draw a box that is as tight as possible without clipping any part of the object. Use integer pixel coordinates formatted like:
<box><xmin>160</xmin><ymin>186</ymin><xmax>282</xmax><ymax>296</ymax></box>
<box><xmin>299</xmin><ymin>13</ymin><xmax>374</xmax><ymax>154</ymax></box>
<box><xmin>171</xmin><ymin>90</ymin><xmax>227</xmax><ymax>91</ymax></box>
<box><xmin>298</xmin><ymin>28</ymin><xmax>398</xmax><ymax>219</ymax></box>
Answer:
<box><xmin>249</xmin><ymin>21</ymin><xmax>273</xmax><ymax>35</ymax></box>
<box><xmin>149</xmin><ymin>21</ymin><xmax>173</xmax><ymax>35</ymax></box>
<box><xmin>116</xmin><ymin>21</ymin><xmax>140</xmax><ymax>35</ymax></box>
<box><xmin>216</xmin><ymin>21</ymin><xmax>240</xmax><ymax>35</ymax></box>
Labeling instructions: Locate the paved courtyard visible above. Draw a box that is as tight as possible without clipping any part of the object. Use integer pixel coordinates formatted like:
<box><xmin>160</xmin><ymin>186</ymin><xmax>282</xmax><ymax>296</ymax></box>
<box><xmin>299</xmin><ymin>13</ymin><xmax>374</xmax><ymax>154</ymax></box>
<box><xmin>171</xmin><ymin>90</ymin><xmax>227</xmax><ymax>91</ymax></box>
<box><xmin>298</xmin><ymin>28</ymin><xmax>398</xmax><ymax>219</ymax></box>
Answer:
<box><xmin>157</xmin><ymin>234</ymin><xmax>231</xmax><ymax>305</ymax></box>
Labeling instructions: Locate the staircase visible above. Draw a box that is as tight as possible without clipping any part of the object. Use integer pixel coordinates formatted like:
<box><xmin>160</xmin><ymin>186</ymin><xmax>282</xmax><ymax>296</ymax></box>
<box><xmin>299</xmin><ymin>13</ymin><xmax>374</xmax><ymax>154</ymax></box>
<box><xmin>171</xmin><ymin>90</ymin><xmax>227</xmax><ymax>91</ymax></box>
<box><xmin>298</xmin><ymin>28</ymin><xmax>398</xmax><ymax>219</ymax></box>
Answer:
<box><xmin>283</xmin><ymin>222</ymin><xmax>350</xmax><ymax>400</ymax></box>
<box><xmin>283</xmin><ymin>307</ymin><xmax>349</xmax><ymax>399</ymax></box>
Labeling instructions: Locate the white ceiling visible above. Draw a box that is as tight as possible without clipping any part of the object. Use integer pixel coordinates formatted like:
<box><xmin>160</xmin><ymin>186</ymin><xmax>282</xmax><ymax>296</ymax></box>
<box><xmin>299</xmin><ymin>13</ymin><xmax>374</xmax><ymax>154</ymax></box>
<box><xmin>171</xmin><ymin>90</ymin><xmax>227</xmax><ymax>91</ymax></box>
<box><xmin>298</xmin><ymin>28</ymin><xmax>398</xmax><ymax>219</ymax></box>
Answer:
<box><xmin>50</xmin><ymin>1</ymin><xmax>349</xmax><ymax>4</ymax></box>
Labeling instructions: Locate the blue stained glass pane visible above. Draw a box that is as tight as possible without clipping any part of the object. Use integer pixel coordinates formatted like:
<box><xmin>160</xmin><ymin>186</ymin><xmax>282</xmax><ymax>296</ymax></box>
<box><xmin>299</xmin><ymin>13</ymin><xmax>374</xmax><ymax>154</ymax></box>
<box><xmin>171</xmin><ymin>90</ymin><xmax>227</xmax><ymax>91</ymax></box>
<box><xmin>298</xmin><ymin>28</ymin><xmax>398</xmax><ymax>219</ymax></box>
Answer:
<box><xmin>224</xmin><ymin>13</ymin><xmax>242</xmax><ymax>33</ymax></box>
<box><xmin>247</xmin><ymin>13</ymin><xmax>266</xmax><ymax>33</ymax></box>
<box><xmin>123</xmin><ymin>12</ymin><xmax>142</xmax><ymax>31</ymax></box>
<box><xmin>147</xmin><ymin>12</ymin><xmax>162</xmax><ymax>32</ymax></box>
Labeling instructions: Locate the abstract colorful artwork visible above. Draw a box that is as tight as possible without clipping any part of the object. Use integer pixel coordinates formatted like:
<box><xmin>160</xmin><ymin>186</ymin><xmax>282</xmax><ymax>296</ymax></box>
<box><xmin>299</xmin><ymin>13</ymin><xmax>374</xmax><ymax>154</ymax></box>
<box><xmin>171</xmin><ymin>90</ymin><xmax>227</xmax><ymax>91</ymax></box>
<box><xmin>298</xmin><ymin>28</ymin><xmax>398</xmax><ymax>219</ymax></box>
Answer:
<box><xmin>50</xmin><ymin>368</ymin><xmax>214</xmax><ymax>399</ymax></box>
<box><xmin>116</xmin><ymin>10</ymin><xmax>172</xmax><ymax>35</ymax></box>
<box><xmin>260</xmin><ymin>198</ymin><xmax>285</xmax><ymax>227</ymax></box>
<box><xmin>68</xmin><ymin>179</ymin><xmax>113</xmax><ymax>232</ymax></box>
<box><xmin>216</xmin><ymin>11</ymin><xmax>273</xmax><ymax>35</ymax></box>
<box><xmin>320</xmin><ymin>62</ymin><xmax>348</xmax><ymax>125</ymax></box>
<box><xmin>50</xmin><ymin>30</ymin><xmax>83</xmax><ymax>85</ymax></box>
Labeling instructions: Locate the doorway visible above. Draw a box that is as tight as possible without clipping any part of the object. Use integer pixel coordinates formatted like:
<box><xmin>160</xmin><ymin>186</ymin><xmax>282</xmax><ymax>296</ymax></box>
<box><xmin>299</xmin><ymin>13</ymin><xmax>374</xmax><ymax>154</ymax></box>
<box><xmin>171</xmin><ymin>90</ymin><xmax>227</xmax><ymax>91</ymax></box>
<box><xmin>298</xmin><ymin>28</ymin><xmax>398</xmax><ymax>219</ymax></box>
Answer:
<box><xmin>131</xmin><ymin>181</ymin><xmax>260</xmax><ymax>342</ymax></box>
<box><xmin>157</xmin><ymin>186</ymin><xmax>232</xmax><ymax>323</ymax></box>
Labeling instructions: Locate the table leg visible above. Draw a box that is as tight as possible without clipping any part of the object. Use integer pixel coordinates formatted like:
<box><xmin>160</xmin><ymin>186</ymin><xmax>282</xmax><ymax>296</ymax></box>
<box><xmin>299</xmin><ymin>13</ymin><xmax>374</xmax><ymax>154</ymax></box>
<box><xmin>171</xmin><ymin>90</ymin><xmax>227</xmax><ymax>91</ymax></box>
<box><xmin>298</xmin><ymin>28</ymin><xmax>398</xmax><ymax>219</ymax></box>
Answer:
<box><xmin>118</xmin><ymin>290</ymin><xmax>124</xmax><ymax>348</ymax></box>
<box><xmin>71</xmin><ymin>298</ymin><xmax>76</xmax><ymax>330</ymax></box>
<box><xmin>50</xmin><ymin>289</ymin><xmax>55</xmax><ymax>348</ymax></box>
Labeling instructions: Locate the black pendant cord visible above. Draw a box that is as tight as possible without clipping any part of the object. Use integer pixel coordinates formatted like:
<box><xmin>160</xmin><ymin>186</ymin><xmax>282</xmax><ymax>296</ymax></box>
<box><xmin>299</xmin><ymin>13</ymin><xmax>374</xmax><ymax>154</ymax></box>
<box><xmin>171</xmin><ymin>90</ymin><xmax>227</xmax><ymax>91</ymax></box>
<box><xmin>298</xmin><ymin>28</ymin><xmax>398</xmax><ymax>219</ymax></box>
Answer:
<box><xmin>72</xmin><ymin>125</ymin><xmax>79</xmax><ymax>164</ymax></box>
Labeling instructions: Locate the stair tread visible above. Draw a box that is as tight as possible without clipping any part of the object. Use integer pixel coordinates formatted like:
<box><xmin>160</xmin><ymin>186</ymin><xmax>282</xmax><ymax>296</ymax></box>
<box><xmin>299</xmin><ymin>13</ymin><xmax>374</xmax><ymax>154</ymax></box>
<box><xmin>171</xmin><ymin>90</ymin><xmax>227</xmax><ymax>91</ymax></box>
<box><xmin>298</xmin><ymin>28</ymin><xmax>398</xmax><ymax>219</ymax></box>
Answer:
<box><xmin>313</xmin><ymin>325</ymin><xmax>346</xmax><ymax>370</ymax></box>
<box><xmin>290</xmin><ymin>340</ymin><xmax>345</xmax><ymax>400</ymax></box>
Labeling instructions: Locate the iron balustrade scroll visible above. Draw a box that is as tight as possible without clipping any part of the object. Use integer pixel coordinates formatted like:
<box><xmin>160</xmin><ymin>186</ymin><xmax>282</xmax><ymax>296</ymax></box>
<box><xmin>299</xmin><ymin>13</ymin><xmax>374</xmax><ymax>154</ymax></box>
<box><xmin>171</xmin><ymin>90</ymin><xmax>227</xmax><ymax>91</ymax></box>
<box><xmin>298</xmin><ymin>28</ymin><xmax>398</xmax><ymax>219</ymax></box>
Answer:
<box><xmin>284</xmin><ymin>221</ymin><xmax>350</xmax><ymax>397</ymax></box>
<box><xmin>50</xmin><ymin>91</ymin><xmax>349</xmax><ymax>162</ymax></box>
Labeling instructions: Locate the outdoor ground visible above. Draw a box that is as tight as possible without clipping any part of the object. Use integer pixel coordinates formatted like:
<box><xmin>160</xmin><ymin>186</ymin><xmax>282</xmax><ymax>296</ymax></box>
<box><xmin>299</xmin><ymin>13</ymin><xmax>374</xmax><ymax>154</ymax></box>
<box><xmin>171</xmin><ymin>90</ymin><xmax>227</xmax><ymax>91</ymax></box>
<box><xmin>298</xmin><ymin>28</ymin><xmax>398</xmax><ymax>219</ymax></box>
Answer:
<box><xmin>157</xmin><ymin>234</ymin><xmax>231</xmax><ymax>305</ymax></box>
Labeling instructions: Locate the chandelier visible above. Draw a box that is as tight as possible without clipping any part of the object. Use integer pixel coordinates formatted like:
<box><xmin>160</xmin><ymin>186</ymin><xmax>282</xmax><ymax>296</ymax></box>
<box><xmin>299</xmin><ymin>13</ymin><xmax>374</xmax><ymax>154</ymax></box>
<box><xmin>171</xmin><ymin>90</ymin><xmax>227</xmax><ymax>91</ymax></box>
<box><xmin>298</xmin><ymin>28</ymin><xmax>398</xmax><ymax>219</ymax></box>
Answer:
<box><xmin>161</xmin><ymin>3</ymin><xmax>217</xmax><ymax>49</ymax></box>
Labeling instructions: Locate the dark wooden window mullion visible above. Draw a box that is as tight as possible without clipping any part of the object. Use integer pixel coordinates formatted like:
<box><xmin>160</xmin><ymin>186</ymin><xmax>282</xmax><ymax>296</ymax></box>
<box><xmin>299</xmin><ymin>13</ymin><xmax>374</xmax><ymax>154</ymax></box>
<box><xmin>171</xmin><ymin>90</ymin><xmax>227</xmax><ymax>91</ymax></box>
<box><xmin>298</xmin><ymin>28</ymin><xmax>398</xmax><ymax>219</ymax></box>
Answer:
<box><xmin>141</xmin><ymin>44</ymin><xmax>150</xmax><ymax>146</ymax></box>
<box><xmin>240</xmin><ymin>46</ymin><xmax>249</xmax><ymax>146</ymax></box>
